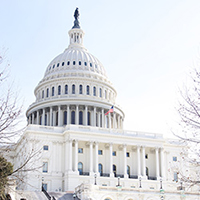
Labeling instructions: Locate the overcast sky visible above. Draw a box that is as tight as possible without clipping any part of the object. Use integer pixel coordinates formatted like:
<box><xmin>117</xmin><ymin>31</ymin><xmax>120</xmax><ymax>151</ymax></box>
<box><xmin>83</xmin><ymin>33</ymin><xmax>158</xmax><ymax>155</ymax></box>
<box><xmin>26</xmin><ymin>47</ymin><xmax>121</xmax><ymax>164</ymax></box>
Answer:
<box><xmin>1</xmin><ymin>0</ymin><xmax>200</xmax><ymax>137</ymax></box>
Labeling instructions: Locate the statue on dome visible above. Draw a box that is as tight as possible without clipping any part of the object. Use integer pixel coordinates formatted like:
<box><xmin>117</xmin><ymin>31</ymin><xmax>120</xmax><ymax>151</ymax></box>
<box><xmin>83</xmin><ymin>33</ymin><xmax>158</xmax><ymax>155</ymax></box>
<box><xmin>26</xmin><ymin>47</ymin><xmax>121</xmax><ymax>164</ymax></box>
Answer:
<box><xmin>74</xmin><ymin>8</ymin><xmax>79</xmax><ymax>20</ymax></box>
<box><xmin>72</xmin><ymin>8</ymin><xmax>80</xmax><ymax>29</ymax></box>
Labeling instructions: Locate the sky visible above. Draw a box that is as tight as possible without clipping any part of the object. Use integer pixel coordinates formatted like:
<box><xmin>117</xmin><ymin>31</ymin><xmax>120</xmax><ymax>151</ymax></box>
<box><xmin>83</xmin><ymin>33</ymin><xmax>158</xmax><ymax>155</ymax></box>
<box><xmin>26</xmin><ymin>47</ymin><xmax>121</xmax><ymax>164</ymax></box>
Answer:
<box><xmin>1</xmin><ymin>0</ymin><xmax>200</xmax><ymax>137</ymax></box>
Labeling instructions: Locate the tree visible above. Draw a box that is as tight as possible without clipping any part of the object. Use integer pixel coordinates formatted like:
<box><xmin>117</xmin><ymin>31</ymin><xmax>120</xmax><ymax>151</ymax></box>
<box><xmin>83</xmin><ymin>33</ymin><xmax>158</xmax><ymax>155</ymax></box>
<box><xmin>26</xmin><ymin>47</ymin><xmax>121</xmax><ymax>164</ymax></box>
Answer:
<box><xmin>0</xmin><ymin>156</ymin><xmax>13</xmax><ymax>200</ymax></box>
<box><xmin>175</xmin><ymin>67</ymin><xmax>200</xmax><ymax>186</ymax></box>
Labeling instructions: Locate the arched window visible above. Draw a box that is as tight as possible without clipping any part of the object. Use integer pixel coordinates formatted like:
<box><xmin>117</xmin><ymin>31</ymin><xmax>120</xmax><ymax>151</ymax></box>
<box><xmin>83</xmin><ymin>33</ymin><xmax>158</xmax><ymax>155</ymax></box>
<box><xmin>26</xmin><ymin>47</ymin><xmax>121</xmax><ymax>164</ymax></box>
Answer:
<box><xmin>42</xmin><ymin>90</ymin><xmax>44</xmax><ymax>98</ymax></box>
<box><xmin>65</xmin><ymin>85</ymin><xmax>68</xmax><ymax>94</ymax></box>
<box><xmin>87</xmin><ymin>112</ymin><xmax>91</xmax><ymax>126</ymax></box>
<box><xmin>73</xmin><ymin>61</ymin><xmax>76</xmax><ymax>65</ymax></box>
<box><xmin>52</xmin><ymin>87</ymin><xmax>54</xmax><ymax>96</ymax></box>
<box><xmin>71</xmin><ymin>111</ymin><xmax>75</xmax><ymax>124</ymax></box>
<box><xmin>93</xmin><ymin>87</ymin><xmax>96</xmax><ymax>96</ymax></box>
<box><xmin>46</xmin><ymin>88</ymin><xmax>49</xmax><ymax>97</ymax></box>
<box><xmin>79</xmin><ymin>111</ymin><xmax>83</xmax><ymax>125</ymax></box>
<box><xmin>79</xmin><ymin>85</ymin><xmax>83</xmax><ymax>94</ymax></box>
<box><xmin>96</xmin><ymin>113</ymin><xmax>98</xmax><ymax>126</ymax></box>
<box><xmin>87</xmin><ymin>85</ymin><xmax>90</xmax><ymax>95</ymax></box>
<box><xmin>99</xmin><ymin>163</ymin><xmax>103</xmax><ymax>176</ymax></box>
<box><xmin>62</xmin><ymin>62</ymin><xmax>65</xmax><ymax>66</ymax></box>
<box><xmin>146</xmin><ymin>167</ymin><xmax>149</xmax><ymax>176</ymax></box>
<box><xmin>105</xmin><ymin>90</ymin><xmax>107</xmax><ymax>99</ymax></box>
<box><xmin>72</xmin><ymin>84</ymin><xmax>75</xmax><ymax>94</ymax></box>
<box><xmin>127</xmin><ymin>165</ymin><xmax>130</xmax><ymax>176</ymax></box>
<box><xmin>63</xmin><ymin>111</ymin><xmax>67</xmax><ymax>125</ymax></box>
<box><xmin>113</xmin><ymin>165</ymin><xmax>116</xmax><ymax>177</ymax></box>
<box><xmin>78</xmin><ymin>162</ymin><xmax>83</xmax><ymax>175</ymax></box>
<box><xmin>56</xmin><ymin>112</ymin><xmax>58</xmax><ymax>126</ymax></box>
<box><xmin>58</xmin><ymin>85</ymin><xmax>61</xmax><ymax>95</ymax></box>
<box><xmin>99</xmin><ymin>88</ymin><xmax>102</xmax><ymax>97</ymax></box>
<box><xmin>79</xmin><ymin>61</ymin><xmax>81</xmax><ymax>65</ymax></box>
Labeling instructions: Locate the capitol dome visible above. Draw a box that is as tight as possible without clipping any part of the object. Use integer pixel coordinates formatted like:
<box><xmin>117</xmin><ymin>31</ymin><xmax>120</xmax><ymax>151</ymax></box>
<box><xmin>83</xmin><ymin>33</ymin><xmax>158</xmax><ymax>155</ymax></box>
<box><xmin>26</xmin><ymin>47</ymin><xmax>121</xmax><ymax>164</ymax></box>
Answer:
<box><xmin>26</xmin><ymin>9</ymin><xmax>124</xmax><ymax>129</ymax></box>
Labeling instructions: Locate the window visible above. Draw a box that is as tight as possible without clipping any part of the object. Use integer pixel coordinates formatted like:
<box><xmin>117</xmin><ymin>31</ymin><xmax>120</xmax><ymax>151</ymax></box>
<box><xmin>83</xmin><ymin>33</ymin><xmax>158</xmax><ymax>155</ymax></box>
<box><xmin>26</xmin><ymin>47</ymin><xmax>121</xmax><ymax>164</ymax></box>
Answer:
<box><xmin>99</xmin><ymin>163</ymin><xmax>103</xmax><ymax>176</ymax></box>
<box><xmin>90</xmin><ymin>63</ymin><xmax>92</xmax><ymax>67</ymax></box>
<box><xmin>87</xmin><ymin>112</ymin><xmax>91</xmax><ymax>125</ymax></box>
<box><xmin>78</xmin><ymin>148</ymin><xmax>83</xmax><ymax>153</ymax></box>
<box><xmin>45</xmin><ymin>114</ymin><xmax>47</xmax><ymax>126</ymax></box>
<box><xmin>145</xmin><ymin>154</ymin><xmax>148</xmax><ymax>159</ymax></box>
<box><xmin>126</xmin><ymin>152</ymin><xmax>130</xmax><ymax>157</ymax></box>
<box><xmin>174</xmin><ymin>172</ymin><xmax>178</xmax><ymax>182</ymax></box>
<box><xmin>173</xmin><ymin>156</ymin><xmax>177</xmax><ymax>161</ymax></box>
<box><xmin>67</xmin><ymin>61</ymin><xmax>70</xmax><ymax>65</ymax></box>
<box><xmin>84</xmin><ymin>62</ymin><xmax>87</xmax><ymax>66</ymax></box>
<box><xmin>63</xmin><ymin>111</ymin><xmax>67</xmax><ymax>125</ymax></box>
<box><xmin>56</xmin><ymin>112</ymin><xmax>58</xmax><ymax>126</ymax></box>
<box><xmin>78</xmin><ymin>162</ymin><xmax>83</xmax><ymax>175</ymax></box>
<box><xmin>57</xmin><ymin>63</ymin><xmax>59</xmax><ymax>67</ymax></box>
<box><xmin>46</xmin><ymin>88</ymin><xmax>49</xmax><ymax>97</ymax></box>
<box><xmin>52</xmin><ymin>87</ymin><xmax>54</xmax><ymax>96</ymax></box>
<box><xmin>113</xmin><ymin>165</ymin><xmax>116</xmax><ymax>177</ymax></box>
<box><xmin>87</xmin><ymin>85</ymin><xmax>90</xmax><ymax>95</ymax></box>
<box><xmin>42</xmin><ymin>183</ymin><xmax>47</xmax><ymax>191</ymax></box>
<box><xmin>146</xmin><ymin>167</ymin><xmax>149</xmax><ymax>176</ymax></box>
<box><xmin>98</xmin><ymin>150</ymin><xmax>103</xmax><ymax>155</ymax></box>
<box><xmin>105</xmin><ymin>90</ymin><xmax>107</xmax><ymax>99</ymax></box>
<box><xmin>127</xmin><ymin>165</ymin><xmax>130</xmax><ymax>176</ymax></box>
<box><xmin>99</xmin><ymin>88</ymin><xmax>102</xmax><ymax>97</ymax></box>
<box><xmin>42</xmin><ymin>90</ymin><xmax>44</xmax><ymax>98</ymax></box>
<box><xmin>43</xmin><ymin>162</ymin><xmax>48</xmax><ymax>173</ymax></box>
<box><xmin>79</xmin><ymin>61</ymin><xmax>81</xmax><ymax>65</ymax></box>
<box><xmin>43</xmin><ymin>145</ymin><xmax>48</xmax><ymax>151</ymax></box>
<box><xmin>93</xmin><ymin>87</ymin><xmax>96</xmax><ymax>96</ymax></box>
<box><xmin>65</xmin><ymin>85</ymin><xmax>68</xmax><ymax>94</ymax></box>
<box><xmin>71</xmin><ymin>111</ymin><xmax>75</xmax><ymax>124</ymax></box>
<box><xmin>62</xmin><ymin>62</ymin><xmax>65</xmax><ymax>66</ymax></box>
<box><xmin>72</xmin><ymin>84</ymin><xmax>75</xmax><ymax>94</ymax></box>
<box><xmin>58</xmin><ymin>85</ymin><xmax>61</xmax><ymax>95</ymax></box>
<box><xmin>113</xmin><ymin>151</ymin><xmax>116</xmax><ymax>156</ymax></box>
<box><xmin>79</xmin><ymin>85</ymin><xmax>83</xmax><ymax>94</ymax></box>
<box><xmin>53</xmin><ymin>64</ymin><xmax>55</xmax><ymax>68</ymax></box>
<box><xmin>79</xmin><ymin>111</ymin><xmax>83</xmax><ymax>125</ymax></box>
<box><xmin>73</xmin><ymin>61</ymin><xmax>76</xmax><ymax>65</ymax></box>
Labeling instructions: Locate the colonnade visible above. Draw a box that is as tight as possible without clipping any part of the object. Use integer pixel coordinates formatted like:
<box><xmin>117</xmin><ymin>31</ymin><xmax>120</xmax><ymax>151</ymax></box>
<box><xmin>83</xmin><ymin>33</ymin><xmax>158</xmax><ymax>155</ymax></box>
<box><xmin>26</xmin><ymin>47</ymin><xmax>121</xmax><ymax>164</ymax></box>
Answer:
<box><xmin>28</xmin><ymin>105</ymin><xmax>123</xmax><ymax>129</ymax></box>
<box><xmin>65</xmin><ymin>140</ymin><xmax>165</xmax><ymax>180</ymax></box>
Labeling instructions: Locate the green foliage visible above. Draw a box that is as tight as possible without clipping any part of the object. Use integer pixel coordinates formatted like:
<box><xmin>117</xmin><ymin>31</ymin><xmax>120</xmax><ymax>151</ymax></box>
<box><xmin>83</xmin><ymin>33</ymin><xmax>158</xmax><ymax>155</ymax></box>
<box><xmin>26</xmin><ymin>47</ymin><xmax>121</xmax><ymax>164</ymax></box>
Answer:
<box><xmin>0</xmin><ymin>156</ymin><xmax>13</xmax><ymax>199</ymax></box>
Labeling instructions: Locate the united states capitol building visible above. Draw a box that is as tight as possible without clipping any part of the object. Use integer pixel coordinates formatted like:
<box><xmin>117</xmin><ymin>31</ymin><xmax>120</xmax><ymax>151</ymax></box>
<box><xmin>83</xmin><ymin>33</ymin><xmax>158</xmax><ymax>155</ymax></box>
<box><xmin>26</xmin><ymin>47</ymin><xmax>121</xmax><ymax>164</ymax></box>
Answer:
<box><xmin>9</xmin><ymin>9</ymin><xmax>200</xmax><ymax>200</ymax></box>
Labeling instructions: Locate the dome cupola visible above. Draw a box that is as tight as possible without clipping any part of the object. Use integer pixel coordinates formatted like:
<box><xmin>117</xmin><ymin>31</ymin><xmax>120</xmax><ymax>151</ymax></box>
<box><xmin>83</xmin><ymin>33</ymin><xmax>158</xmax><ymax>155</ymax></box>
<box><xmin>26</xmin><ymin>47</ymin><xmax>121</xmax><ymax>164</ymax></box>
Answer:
<box><xmin>26</xmin><ymin>8</ymin><xmax>125</xmax><ymax>130</ymax></box>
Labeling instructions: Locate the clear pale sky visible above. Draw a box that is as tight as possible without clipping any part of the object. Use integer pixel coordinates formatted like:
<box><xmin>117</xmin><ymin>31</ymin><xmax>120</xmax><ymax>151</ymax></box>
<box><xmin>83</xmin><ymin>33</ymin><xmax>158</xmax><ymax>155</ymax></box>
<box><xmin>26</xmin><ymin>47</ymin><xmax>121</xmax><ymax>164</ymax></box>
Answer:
<box><xmin>1</xmin><ymin>0</ymin><xmax>200</xmax><ymax>137</ymax></box>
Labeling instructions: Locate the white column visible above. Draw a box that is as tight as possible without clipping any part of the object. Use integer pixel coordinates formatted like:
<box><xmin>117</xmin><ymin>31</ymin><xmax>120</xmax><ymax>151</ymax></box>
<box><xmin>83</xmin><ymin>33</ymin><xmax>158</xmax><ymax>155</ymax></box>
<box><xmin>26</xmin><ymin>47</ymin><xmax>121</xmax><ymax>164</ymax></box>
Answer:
<box><xmin>47</xmin><ymin>111</ymin><xmax>49</xmax><ymax>126</ymax></box>
<box><xmin>142</xmin><ymin>146</ymin><xmax>146</xmax><ymax>178</ymax></box>
<box><xmin>98</xmin><ymin>112</ymin><xmax>100</xmax><ymax>127</ymax></box>
<box><xmin>113</xmin><ymin>112</ymin><xmax>115</xmax><ymax>129</ymax></box>
<box><xmin>58</xmin><ymin>106</ymin><xmax>61</xmax><ymax>126</ymax></box>
<box><xmin>42</xmin><ymin>108</ymin><xmax>45</xmax><ymax>125</ymax></box>
<box><xmin>109</xmin><ymin>143</ymin><xmax>114</xmax><ymax>177</ymax></box>
<box><xmin>89</xmin><ymin>141</ymin><xmax>93</xmax><ymax>175</ymax></box>
<box><xmin>67</xmin><ymin>105</ymin><xmax>70</xmax><ymax>125</ymax></box>
<box><xmin>36</xmin><ymin>110</ymin><xmax>39</xmax><ymax>124</ymax></box>
<box><xmin>137</xmin><ymin>146</ymin><xmax>141</xmax><ymax>177</ymax></box>
<box><xmin>53</xmin><ymin>111</ymin><xmax>56</xmax><ymax>126</ymax></box>
<box><xmin>31</xmin><ymin>113</ymin><xmax>34</xmax><ymax>124</ymax></box>
<box><xmin>85</xmin><ymin>106</ymin><xmax>88</xmax><ymax>125</ymax></box>
<box><xmin>76</xmin><ymin>105</ymin><xmax>79</xmax><ymax>125</ymax></box>
<box><xmin>50</xmin><ymin>107</ymin><xmax>52</xmax><ymax>126</ymax></box>
<box><xmin>94</xmin><ymin>107</ymin><xmax>96</xmax><ymax>126</ymax></box>
<box><xmin>121</xmin><ymin>117</ymin><xmax>124</xmax><ymax>129</ymax></box>
<box><xmin>95</xmin><ymin>142</ymin><xmax>99</xmax><ymax>174</ymax></box>
<box><xmin>102</xmin><ymin>109</ymin><xmax>104</xmax><ymax>128</ymax></box>
<box><xmin>160</xmin><ymin>148</ymin><xmax>165</xmax><ymax>179</ymax></box>
<box><xmin>155</xmin><ymin>147</ymin><xmax>160</xmax><ymax>179</ymax></box>
<box><xmin>68</xmin><ymin>139</ymin><xmax>72</xmax><ymax>171</ymax></box>
<box><xmin>109</xmin><ymin>112</ymin><xmax>111</xmax><ymax>129</ymax></box>
<box><xmin>74</xmin><ymin>140</ymin><xmax>78</xmax><ymax>172</ymax></box>
<box><xmin>65</xmin><ymin>141</ymin><xmax>68</xmax><ymax>173</ymax></box>
<box><xmin>28</xmin><ymin>115</ymin><xmax>31</xmax><ymax>124</ymax></box>
<box><xmin>123</xmin><ymin>144</ymin><xmax>128</xmax><ymax>178</ymax></box>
